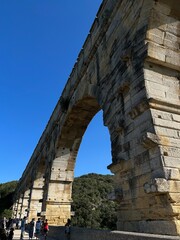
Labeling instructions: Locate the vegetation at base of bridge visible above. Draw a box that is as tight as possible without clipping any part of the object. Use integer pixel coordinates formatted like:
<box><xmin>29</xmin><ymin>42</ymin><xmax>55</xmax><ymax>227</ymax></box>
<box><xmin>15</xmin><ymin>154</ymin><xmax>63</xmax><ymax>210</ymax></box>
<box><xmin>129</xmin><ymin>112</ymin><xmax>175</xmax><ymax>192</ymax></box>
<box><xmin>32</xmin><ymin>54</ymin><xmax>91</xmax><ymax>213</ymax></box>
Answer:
<box><xmin>71</xmin><ymin>173</ymin><xmax>117</xmax><ymax>230</ymax></box>
<box><xmin>0</xmin><ymin>181</ymin><xmax>18</xmax><ymax>218</ymax></box>
<box><xmin>0</xmin><ymin>174</ymin><xmax>117</xmax><ymax>230</ymax></box>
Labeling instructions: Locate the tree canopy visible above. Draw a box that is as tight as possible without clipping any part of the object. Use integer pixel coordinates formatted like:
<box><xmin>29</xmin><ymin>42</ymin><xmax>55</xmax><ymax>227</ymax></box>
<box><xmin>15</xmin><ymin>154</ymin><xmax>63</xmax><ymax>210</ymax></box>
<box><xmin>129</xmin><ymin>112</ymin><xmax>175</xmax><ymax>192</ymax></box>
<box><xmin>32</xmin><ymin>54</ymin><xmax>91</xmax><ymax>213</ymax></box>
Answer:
<box><xmin>0</xmin><ymin>181</ymin><xmax>18</xmax><ymax>218</ymax></box>
<box><xmin>71</xmin><ymin>173</ymin><xmax>117</xmax><ymax>230</ymax></box>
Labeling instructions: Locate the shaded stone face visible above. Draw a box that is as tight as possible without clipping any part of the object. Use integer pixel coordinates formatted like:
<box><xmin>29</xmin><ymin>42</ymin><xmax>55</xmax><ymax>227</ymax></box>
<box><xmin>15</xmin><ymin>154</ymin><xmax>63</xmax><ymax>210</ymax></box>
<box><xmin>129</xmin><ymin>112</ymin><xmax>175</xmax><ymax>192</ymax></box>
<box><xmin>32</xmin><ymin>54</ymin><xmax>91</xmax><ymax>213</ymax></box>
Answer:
<box><xmin>13</xmin><ymin>0</ymin><xmax>180</xmax><ymax>236</ymax></box>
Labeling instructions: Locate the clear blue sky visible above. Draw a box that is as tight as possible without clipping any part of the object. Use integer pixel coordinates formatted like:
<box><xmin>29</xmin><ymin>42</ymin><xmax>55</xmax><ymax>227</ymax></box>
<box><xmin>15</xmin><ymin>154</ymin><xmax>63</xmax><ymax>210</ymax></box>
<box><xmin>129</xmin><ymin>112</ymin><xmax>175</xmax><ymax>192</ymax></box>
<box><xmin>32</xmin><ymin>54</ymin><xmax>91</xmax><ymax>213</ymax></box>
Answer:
<box><xmin>0</xmin><ymin>0</ymin><xmax>112</xmax><ymax>184</ymax></box>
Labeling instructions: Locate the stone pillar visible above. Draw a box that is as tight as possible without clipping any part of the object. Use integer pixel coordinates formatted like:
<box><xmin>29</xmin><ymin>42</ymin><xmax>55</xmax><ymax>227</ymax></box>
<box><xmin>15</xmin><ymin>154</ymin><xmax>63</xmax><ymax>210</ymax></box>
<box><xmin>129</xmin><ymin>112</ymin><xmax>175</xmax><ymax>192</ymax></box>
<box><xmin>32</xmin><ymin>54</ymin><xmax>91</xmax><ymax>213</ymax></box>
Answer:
<box><xmin>12</xmin><ymin>201</ymin><xmax>18</xmax><ymax>218</ymax></box>
<box><xmin>16</xmin><ymin>196</ymin><xmax>23</xmax><ymax>219</ymax></box>
<box><xmin>44</xmin><ymin>148</ymin><xmax>74</xmax><ymax>225</ymax></box>
<box><xmin>105</xmin><ymin>0</ymin><xmax>180</xmax><ymax>235</ymax></box>
<box><xmin>20</xmin><ymin>189</ymin><xmax>30</xmax><ymax>218</ymax></box>
<box><xmin>28</xmin><ymin>179</ymin><xmax>44</xmax><ymax>221</ymax></box>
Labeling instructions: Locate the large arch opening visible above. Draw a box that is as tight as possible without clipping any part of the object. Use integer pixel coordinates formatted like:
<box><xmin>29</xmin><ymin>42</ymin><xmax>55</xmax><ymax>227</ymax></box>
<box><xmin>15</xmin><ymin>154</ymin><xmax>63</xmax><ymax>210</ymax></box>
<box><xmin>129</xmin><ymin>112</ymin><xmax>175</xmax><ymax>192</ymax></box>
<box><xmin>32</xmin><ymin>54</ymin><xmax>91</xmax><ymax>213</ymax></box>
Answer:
<box><xmin>44</xmin><ymin>94</ymin><xmax>117</xmax><ymax>228</ymax></box>
<box><xmin>72</xmin><ymin>110</ymin><xmax>117</xmax><ymax>230</ymax></box>
<box><xmin>74</xmin><ymin>110</ymin><xmax>112</xmax><ymax>177</ymax></box>
<box><xmin>44</xmin><ymin>95</ymin><xmax>117</xmax><ymax>227</ymax></box>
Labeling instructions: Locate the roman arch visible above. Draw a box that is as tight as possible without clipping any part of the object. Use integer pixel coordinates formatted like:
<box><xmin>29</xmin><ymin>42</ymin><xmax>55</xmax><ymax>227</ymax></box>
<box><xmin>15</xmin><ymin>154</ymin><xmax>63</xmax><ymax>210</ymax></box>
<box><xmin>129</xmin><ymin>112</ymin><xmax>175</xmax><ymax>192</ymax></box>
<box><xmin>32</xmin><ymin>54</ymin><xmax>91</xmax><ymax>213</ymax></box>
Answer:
<box><xmin>13</xmin><ymin>0</ymin><xmax>180</xmax><ymax>235</ymax></box>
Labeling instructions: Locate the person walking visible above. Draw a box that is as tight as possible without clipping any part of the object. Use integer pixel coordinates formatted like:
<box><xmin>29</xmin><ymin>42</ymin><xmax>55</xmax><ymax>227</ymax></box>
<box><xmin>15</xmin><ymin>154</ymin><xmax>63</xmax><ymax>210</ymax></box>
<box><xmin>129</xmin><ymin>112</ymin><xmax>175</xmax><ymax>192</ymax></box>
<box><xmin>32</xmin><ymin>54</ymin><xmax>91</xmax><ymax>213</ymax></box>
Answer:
<box><xmin>18</xmin><ymin>219</ymin><xmax>22</xmax><ymax>230</ymax></box>
<box><xmin>64</xmin><ymin>219</ymin><xmax>71</xmax><ymax>240</ymax></box>
<box><xmin>8</xmin><ymin>228</ymin><xmax>14</xmax><ymax>240</ymax></box>
<box><xmin>28</xmin><ymin>218</ymin><xmax>35</xmax><ymax>239</ymax></box>
<box><xmin>20</xmin><ymin>217</ymin><xmax>27</xmax><ymax>240</ymax></box>
<box><xmin>6</xmin><ymin>218</ymin><xmax>13</xmax><ymax>235</ymax></box>
<box><xmin>42</xmin><ymin>219</ymin><xmax>49</xmax><ymax>240</ymax></box>
<box><xmin>35</xmin><ymin>218</ymin><xmax>41</xmax><ymax>239</ymax></box>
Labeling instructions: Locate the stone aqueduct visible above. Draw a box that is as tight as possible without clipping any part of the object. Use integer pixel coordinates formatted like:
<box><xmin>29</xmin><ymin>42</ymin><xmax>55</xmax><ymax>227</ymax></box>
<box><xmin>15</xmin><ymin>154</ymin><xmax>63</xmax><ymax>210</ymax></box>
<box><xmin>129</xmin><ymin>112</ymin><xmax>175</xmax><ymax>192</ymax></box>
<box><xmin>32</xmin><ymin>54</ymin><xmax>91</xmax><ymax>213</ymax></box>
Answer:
<box><xmin>13</xmin><ymin>0</ymin><xmax>180</xmax><ymax>236</ymax></box>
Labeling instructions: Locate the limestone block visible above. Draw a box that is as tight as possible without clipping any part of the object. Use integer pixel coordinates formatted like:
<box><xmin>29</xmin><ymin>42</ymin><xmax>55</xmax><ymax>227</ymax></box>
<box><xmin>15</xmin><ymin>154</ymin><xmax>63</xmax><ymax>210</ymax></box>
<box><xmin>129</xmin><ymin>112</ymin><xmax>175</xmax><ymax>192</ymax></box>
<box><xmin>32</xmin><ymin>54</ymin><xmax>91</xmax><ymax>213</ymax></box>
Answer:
<box><xmin>33</xmin><ymin>181</ymin><xmax>44</xmax><ymax>189</ymax></box>
<box><xmin>163</xmin><ymin>94</ymin><xmax>179</xmax><ymax>111</ymax></box>
<box><xmin>147</xmin><ymin>42</ymin><xmax>166</xmax><ymax>62</ymax></box>
<box><xmin>172</xmin><ymin>114</ymin><xmax>180</xmax><ymax>123</ymax></box>
<box><xmin>156</xmin><ymin>126</ymin><xmax>179</xmax><ymax>139</ymax></box>
<box><xmin>151</xmin><ymin>109</ymin><xmax>173</xmax><ymax>121</ymax></box>
<box><xmin>166</xmin><ymin>92</ymin><xmax>179</xmax><ymax>102</ymax></box>
<box><xmin>150</xmin><ymin>157</ymin><xmax>162</xmax><ymax>171</ymax></box>
<box><xmin>164</xmin><ymin>32</ymin><xmax>180</xmax><ymax>50</ymax></box>
<box><xmin>134</xmin><ymin>111</ymin><xmax>151</xmax><ymax>129</ymax></box>
<box><xmin>149</xmin><ymin>145</ymin><xmax>161</xmax><ymax>157</ymax></box>
<box><xmin>144</xmin><ymin>68</ymin><xmax>163</xmax><ymax>84</ymax></box>
<box><xmin>65</xmin><ymin>171</ymin><xmax>74</xmax><ymax>181</ymax></box>
<box><xmin>154</xmin><ymin>118</ymin><xmax>180</xmax><ymax>130</ymax></box>
<box><xmin>159</xmin><ymin>76</ymin><xmax>179</xmax><ymax>94</ymax></box>
<box><xmin>161</xmin><ymin>146</ymin><xmax>180</xmax><ymax>158</ymax></box>
<box><xmin>46</xmin><ymin>203</ymin><xmax>71</xmax><ymax>225</ymax></box>
<box><xmin>147</xmin><ymin>41</ymin><xmax>180</xmax><ymax>71</ymax></box>
<box><xmin>166</xmin><ymin>49</ymin><xmax>180</xmax><ymax>69</ymax></box>
<box><xmin>117</xmin><ymin>209</ymin><xmax>141</xmax><ymax>221</ymax></box>
<box><xmin>134</xmin><ymin>156</ymin><xmax>151</xmax><ymax>176</ymax></box>
<box><xmin>163</xmin><ymin>156</ymin><xmax>180</xmax><ymax>169</ymax></box>
<box><xmin>146</xmin><ymin>28</ymin><xmax>165</xmax><ymax>45</ymax></box>
<box><xmin>47</xmin><ymin>183</ymin><xmax>67</xmax><ymax>201</ymax></box>
<box><xmin>144</xmin><ymin>178</ymin><xmax>169</xmax><ymax>193</ymax></box>
<box><xmin>31</xmin><ymin>189</ymin><xmax>43</xmax><ymax>199</ymax></box>
<box><xmin>166</xmin><ymin>20</ymin><xmax>180</xmax><ymax>36</ymax></box>
<box><xmin>133</xmin><ymin>196</ymin><xmax>150</xmax><ymax>209</ymax></box>
<box><xmin>155</xmin><ymin>178</ymin><xmax>170</xmax><ymax>192</ymax></box>
<box><xmin>140</xmin><ymin>132</ymin><xmax>160</xmax><ymax>148</ymax></box>
<box><xmin>169</xmin><ymin>193</ymin><xmax>180</xmax><ymax>203</ymax></box>
<box><xmin>164</xmin><ymin>167</ymin><xmax>180</xmax><ymax>180</ymax></box>
<box><xmin>146</xmin><ymin>80</ymin><xmax>167</xmax><ymax>99</ymax></box>
<box><xmin>169</xmin><ymin>180</ymin><xmax>180</xmax><ymax>193</ymax></box>
<box><xmin>147</xmin><ymin>205</ymin><xmax>175</xmax><ymax>219</ymax></box>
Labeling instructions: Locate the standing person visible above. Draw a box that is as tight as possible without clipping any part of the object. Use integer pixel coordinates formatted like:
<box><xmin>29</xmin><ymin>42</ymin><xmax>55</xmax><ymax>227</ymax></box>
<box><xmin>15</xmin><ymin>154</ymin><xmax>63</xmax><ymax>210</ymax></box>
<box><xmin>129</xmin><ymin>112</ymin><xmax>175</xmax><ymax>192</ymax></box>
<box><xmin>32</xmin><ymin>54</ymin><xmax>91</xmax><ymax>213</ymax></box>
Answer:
<box><xmin>16</xmin><ymin>219</ymin><xmax>19</xmax><ymax>229</ymax></box>
<box><xmin>42</xmin><ymin>219</ymin><xmax>49</xmax><ymax>240</ymax></box>
<box><xmin>35</xmin><ymin>218</ymin><xmax>41</xmax><ymax>239</ymax></box>
<box><xmin>12</xmin><ymin>219</ymin><xmax>16</xmax><ymax>230</ymax></box>
<box><xmin>8</xmin><ymin>228</ymin><xmax>14</xmax><ymax>240</ymax></box>
<box><xmin>18</xmin><ymin>219</ymin><xmax>22</xmax><ymax>230</ymax></box>
<box><xmin>64</xmin><ymin>219</ymin><xmax>71</xmax><ymax>240</ymax></box>
<box><xmin>40</xmin><ymin>220</ymin><xmax>44</xmax><ymax>235</ymax></box>
<box><xmin>20</xmin><ymin>217</ymin><xmax>27</xmax><ymax>240</ymax></box>
<box><xmin>28</xmin><ymin>218</ymin><xmax>35</xmax><ymax>240</ymax></box>
<box><xmin>6</xmin><ymin>218</ymin><xmax>12</xmax><ymax>235</ymax></box>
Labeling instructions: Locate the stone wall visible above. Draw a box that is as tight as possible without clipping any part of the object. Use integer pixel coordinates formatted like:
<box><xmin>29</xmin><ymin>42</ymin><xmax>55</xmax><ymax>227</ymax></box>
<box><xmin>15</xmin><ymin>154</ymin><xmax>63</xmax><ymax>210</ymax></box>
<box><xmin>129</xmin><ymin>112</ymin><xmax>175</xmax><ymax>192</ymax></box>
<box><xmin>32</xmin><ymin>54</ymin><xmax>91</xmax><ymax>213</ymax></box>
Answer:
<box><xmin>48</xmin><ymin>226</ymin><xmax>180</xmax><ymax>240</ymax></box>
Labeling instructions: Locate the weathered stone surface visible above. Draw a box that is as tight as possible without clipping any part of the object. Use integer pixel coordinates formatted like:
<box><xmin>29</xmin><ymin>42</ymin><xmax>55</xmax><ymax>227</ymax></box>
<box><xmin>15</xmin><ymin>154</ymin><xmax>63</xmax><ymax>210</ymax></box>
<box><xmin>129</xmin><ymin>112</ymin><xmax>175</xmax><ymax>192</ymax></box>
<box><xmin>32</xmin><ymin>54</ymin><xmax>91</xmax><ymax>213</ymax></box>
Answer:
<box><xmin>13</xmin><ymin>0</ymin><xmax>180</xmax><ymax>236</ymax></box>
<box><xmin>48</xmin><ymin>226</ymin><xmax>180</xmax><ymax>240</ymax></box>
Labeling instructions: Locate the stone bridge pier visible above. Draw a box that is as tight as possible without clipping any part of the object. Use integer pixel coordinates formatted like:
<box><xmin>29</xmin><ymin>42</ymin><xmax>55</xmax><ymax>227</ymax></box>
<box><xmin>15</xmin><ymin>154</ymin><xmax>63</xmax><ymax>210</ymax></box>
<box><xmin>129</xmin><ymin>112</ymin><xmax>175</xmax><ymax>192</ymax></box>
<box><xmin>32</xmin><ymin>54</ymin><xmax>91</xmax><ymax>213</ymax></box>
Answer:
<box><xmin>13</xmin><ymin>0</ymin><xmax>180</xmax><ymax>236</ymax></box>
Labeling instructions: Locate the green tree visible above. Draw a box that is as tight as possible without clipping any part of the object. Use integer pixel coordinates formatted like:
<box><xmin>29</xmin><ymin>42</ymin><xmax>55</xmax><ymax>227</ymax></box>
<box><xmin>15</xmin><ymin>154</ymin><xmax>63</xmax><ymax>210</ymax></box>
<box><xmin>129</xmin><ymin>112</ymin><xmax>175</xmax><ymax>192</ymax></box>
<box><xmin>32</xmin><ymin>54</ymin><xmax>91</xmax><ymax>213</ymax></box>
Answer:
<box><xmin>0</xmin><ymin>181</ymin><xmax>18</xmax><ymax>218</ymax></box>
<box><xmin>71</xmin><ymin>173</ymin><xmax>117</xmax><ymax>230</ymax></box>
